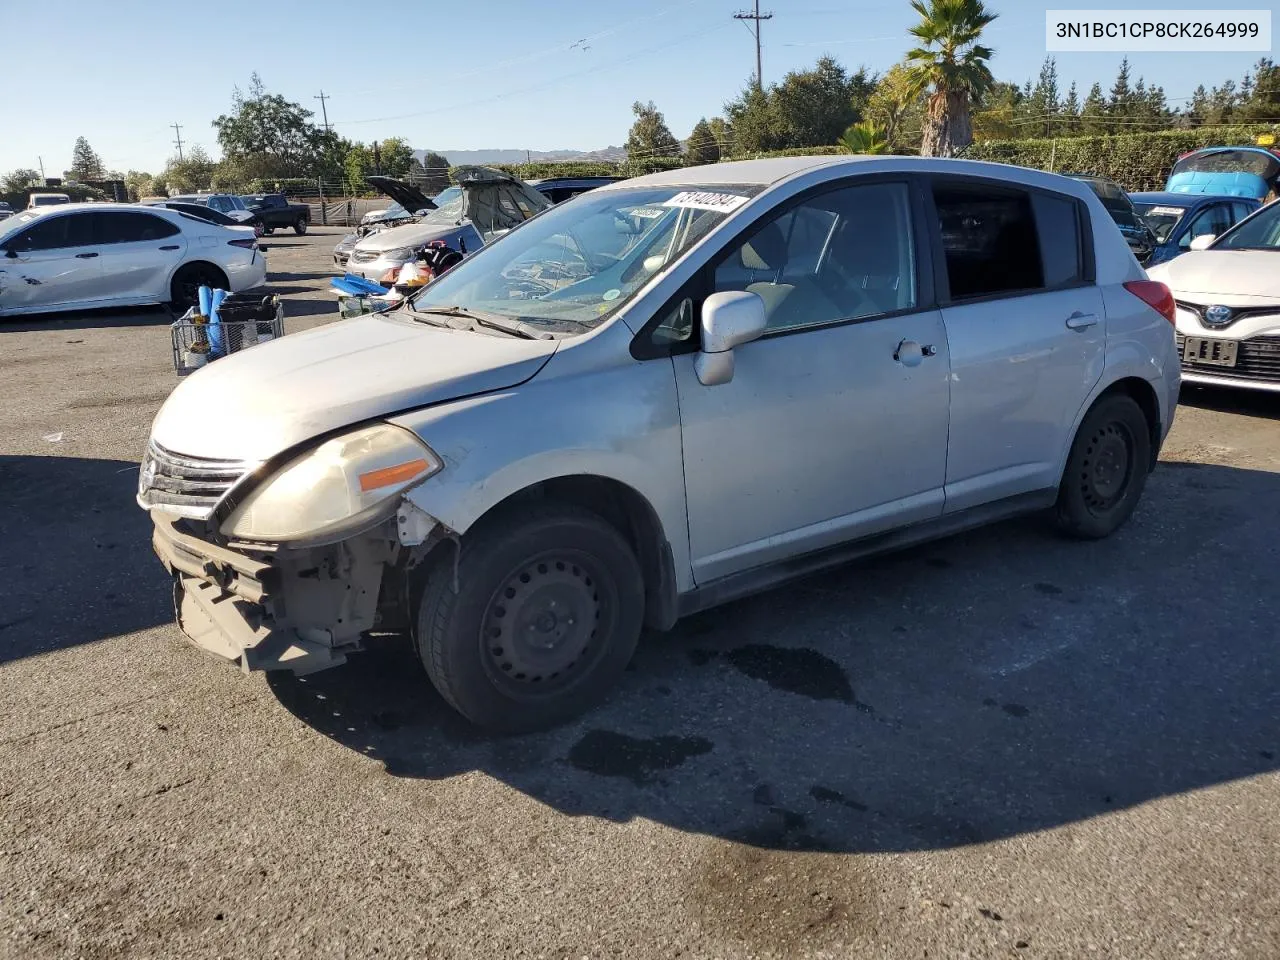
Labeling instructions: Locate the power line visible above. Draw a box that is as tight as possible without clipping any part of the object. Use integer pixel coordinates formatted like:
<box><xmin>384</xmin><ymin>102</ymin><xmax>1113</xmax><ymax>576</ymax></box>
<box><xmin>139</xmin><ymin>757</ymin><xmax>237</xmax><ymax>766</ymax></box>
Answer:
<box><xmin>314</xmin><ymin>91</ymin><xmax>332</xmax><ymax>134</ymax></box>
<box><xmin>734</xmin><ymin>1</ymin><xmax>773</xmax><ymax>91</ymax></box>
<box><xmin>171</xmin><ymin>123</ymin><xmax>184</xmax><ymax>162</ymax></box>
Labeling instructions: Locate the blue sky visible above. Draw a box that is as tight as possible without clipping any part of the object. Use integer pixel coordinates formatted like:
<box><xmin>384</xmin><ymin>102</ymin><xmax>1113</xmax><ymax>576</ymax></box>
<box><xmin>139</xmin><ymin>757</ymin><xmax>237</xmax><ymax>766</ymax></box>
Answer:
<box><xmin>0</xmin><ymin>0</ymin><xmax>1264</xmax><ymax>176</ymax></box>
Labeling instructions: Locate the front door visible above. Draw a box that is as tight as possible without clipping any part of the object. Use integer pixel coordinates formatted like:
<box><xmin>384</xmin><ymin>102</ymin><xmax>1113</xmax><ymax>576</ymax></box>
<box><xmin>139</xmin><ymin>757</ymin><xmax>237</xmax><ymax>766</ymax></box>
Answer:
<box><xmin>927</xmin><ymin>178</ymin><xmax>1105</xmax><ymax>511</ymax></box>
<box><xmin>0</xmin><ymin>211</ymin><xmax>100</xmax><ymax>312</ymax></box>
<box><xmin>672</xmin><ymin>180</ymin><xmax>951</xmax><ymax>584</ymax></box>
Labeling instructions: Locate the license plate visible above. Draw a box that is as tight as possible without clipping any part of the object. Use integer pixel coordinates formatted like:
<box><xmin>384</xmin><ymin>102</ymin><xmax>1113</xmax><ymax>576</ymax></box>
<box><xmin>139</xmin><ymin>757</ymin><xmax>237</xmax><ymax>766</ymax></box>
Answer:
<box><xmin>1183</xmin><ymin>337</ymin><xmax>1238</xmax><ymax>367</ymax></box>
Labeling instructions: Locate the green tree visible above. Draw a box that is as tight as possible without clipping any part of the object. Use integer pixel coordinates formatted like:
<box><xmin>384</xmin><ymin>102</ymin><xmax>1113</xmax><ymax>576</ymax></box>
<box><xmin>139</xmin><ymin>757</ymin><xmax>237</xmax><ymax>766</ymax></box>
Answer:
<box><xmin>123</xmin><ymin>170</ymin><xmax>156</xmax><ymax>201</ymax></box>
<box><xmin>1240</xmin><ymin>57</ymin><xmax>1280</xmax><ymax>121</ymax></box>
<box><xmin>772</xmin><ymin>55</ymin><xmax>863</xmax><ymax>147</ymax></box>
<box><xmin>411</xmin><ymin>151</ymin><xmax>451</xmax><ymax>194</ymax></box>
<box><xmin>1080</xmin><ymin>81</ymin><xmax>1108</xmax><ymax>135</ymax></box>
<box><xmin>67</xmin><ymin>136</ymin><xmax>105</xmax><ymax>181</ymax></box>
<box><xmin>904</xmin><ymin>0</ymin><xmax>999</xmax><ymax>157</ymax></box>
<box><xmin>2</xmin><ymin>168</ymin><xmax>41</xmax><ymax>191</ymax></box>
<box><xmin>1108</xmin><ymin>58</ymin><xmax>1133</xmax><ymax>118</ymax></box>
<box><xmin>866</xmin><ymin>63</ymin><xmax>925</xmax><ymax>150</ymax></box>
<box><xmin>685</xmin><ymin>118</ymin><xmax>720</xmax><ymax>164</ymax></box>
<box><xmin>376</xmin><ymin>137</ymin><xmax>415</xmax><ymax>177</ymax></box>
<box><xmin>1059</xmin><ymin>81</ymin><xmax>1080</xmax><ymax>135</ymax></box>
<box><xmin>972</xmin><ymin>79</ymin><xmax>1022</xmax><ymax>141</ymax></box>
<box><xmin>838</xmin><ymin>121</ymin><xmax>889</xmax><ymax>154</ymax></box>
<box><xmin>625</xmin><ymin>101</ymin><xmax>680</xmax><ymax>159</ymax></box>
<box><xmin>1025</xmin><ymin>57</ymin><xmax>1059</xmax><ymax>137</ymax></box>
<box><xmin>708</xmin><ymin>117</ymin><xmax>730</xmax><ymax>154</ymax></box>
<box><xmin>159</xmin><ymin>145</ymin><xmax>216</xmax><ymax>193</ymax></box>
<box><xmin>1185</xmin><ymin>85</ymin><xmax>1210</xmax><ymax>127</ymax></box>
<box><xmin>344</xmin><ymin>143</ymin><xmax>373</xmax><ymax>188</ymax></box>
<box><xmin>212</xmin><ymin>73</ymin><xmax>325</xmax><ymax>178</ymax></box>
<box><xmin>724</xmin><ymin>83</ymin><xmax>788</xmax><ymax>153</ymax></box>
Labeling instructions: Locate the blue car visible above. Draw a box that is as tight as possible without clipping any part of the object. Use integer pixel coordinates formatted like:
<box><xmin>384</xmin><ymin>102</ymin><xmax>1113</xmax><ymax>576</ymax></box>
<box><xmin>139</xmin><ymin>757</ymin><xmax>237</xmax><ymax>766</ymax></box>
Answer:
<box><xmin>1128</xmin><ymin>191</ymin><xmax>1261</xmax><ymax>265</ymax></box>
<box><xmin>1165</xmin><ymin>146</ymin><xmax>1280</xmax><ymax>202</ymax></box>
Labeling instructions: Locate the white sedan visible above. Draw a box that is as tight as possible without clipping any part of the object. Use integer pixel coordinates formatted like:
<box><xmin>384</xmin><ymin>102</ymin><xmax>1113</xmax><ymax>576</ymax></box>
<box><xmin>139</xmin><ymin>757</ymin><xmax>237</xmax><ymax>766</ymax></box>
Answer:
<box><xmin>1148</xmin><ymin>200</ymin><xmax>1280</xmax><ymax>392</ymax></box>
<box><xmin>0</xmin><ymin>203</ymin><xmax>266</xmax><ymax>317</ymax></box>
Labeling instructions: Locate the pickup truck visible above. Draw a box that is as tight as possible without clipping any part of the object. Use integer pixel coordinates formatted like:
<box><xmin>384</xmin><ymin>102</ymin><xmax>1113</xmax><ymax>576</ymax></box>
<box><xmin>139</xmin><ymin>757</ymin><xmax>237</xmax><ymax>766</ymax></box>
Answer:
<box><xmin>241</xmin><ymin>194</ymin><xmax>311</xmax><ymax>235</ymax></box>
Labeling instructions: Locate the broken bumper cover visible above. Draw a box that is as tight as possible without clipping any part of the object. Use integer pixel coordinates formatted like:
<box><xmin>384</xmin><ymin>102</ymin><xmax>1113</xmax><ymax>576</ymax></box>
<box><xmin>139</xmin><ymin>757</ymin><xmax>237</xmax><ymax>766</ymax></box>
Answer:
<box><xmin>151</xmin><ymin>514</ymin><xmax>377</xmax><ymax>675</ymax></box>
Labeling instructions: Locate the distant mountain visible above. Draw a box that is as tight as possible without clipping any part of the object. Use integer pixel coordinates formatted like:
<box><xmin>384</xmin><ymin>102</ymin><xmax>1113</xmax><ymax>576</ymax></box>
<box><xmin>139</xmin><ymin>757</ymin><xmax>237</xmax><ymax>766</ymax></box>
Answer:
<box><xmin>415</xmin><ymin>147</ymin><xmax>626</xmax><ymax>166</ymax></box>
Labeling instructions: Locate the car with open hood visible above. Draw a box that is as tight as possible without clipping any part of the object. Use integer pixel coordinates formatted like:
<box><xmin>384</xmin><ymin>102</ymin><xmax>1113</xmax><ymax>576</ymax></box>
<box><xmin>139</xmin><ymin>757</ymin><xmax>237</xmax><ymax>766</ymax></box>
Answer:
<box><xmin>1147</xmin><ymin>198</ymin><xmax>1280</xmax><ymax>392</ymax></box>
<box><xmin>138</xmin><ymin>156</ymin><xmax>1177</xmax><ymax>732</ymax></box>
<box><xmin>332</xmin><ymin>175</ymin><xmax>437</xmax><ymax>270</ymax></box>
<box><xmin>1164</xmin><ymin>146</ymin><xmax>1280</xmax><ymax>203</ymax></box>
<box><xmin>341</xmin><ymin>166</ymin><xmax>549</xmax><ymax>280</ymax></box>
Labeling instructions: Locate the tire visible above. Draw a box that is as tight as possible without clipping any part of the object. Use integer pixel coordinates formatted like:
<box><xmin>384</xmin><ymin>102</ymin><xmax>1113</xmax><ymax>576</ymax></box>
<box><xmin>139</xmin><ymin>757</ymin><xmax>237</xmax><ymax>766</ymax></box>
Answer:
<box><xmin>253</xmin><ymin>221</ymin><xmax>264</xmax><ymax>238</ymax></box>
<box><xmin>262</xmin><ymin>225</ymin><xmax>274</xmax><ymax>236</ymax></box>
<box><xmin>416</xmin><ymin>504</ymin><xmax>645</xmax><ymax>732</ymax></box>
<box><xmin>169</xmin><ymin>262</ymin><xmax>230</xmax><ymax>312</ymax></box>
<box><xmin>294</xmin><ymin>218</ymin><xmax>308</xmax><ymax>235</ymax></box>
<box><xmin>1054</xmin><ymin>393</ymin><xmax>1151</xmax><ymax>539</ymax></box>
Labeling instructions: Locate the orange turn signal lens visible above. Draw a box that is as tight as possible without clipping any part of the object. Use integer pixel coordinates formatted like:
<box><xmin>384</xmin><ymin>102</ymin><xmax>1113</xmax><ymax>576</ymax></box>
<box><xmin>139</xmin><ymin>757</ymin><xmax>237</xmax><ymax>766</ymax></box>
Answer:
<box><xmin>358</xmin><ymin>458</ymin><xmax>430</xmax><ymax>492</ymax></box>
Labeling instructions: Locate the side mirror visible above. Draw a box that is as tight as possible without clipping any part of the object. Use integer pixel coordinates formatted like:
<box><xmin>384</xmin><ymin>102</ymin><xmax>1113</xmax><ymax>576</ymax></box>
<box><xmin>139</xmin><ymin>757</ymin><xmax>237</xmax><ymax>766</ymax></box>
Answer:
<box><xmin>1189</xmin><ymin>234</ymin><xmax>1216</xmax><ymax>251</ymax></box>
<box><xmin>694</xmin><ymin>291</ymin><xmax>768</xmax><ymax>386</ymax></box>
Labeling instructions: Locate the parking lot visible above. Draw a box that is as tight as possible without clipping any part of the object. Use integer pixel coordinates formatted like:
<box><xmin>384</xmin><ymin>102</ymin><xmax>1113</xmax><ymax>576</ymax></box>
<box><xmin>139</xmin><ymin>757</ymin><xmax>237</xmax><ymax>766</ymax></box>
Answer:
<box><xmin>2</xmin><ymin>227</ymin><xmax>1278</xmax><ymax>959</ymax></box>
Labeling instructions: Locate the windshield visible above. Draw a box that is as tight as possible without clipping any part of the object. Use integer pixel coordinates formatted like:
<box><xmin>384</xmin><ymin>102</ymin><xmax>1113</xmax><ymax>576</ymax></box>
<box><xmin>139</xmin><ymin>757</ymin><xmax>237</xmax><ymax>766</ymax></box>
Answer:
<box><xmin>1134</xmin><ymin>203</ymin><xmax>1188</xmax><ymax>242</ymax></box>
<box><xmin>1215</xmin><ymin>202</ymin><xmax>1280</xmax><ymax>251</ymax></box>
<box><xmin>377</xmin><ymin>202</ymin><xmax>409</xmax><ymax>221</ymax></box>
<box><xmin>410</xmin><ymin>184</ymin><xmax>761</xmax><ymax>330</ymax></box>
<box><xmin>420</xmin><ymin>187</ymin><xmax>466</xmax><ymax>225</ymax></box>
<box><xmin>31</xmin><ymin>195</ymin><xmax>69</xmax><ymax>206</ymax></box>
<box><xmin>227</xmin><ymin>195</ymin><xmax>247</xmax><ymax>210</ymax></box>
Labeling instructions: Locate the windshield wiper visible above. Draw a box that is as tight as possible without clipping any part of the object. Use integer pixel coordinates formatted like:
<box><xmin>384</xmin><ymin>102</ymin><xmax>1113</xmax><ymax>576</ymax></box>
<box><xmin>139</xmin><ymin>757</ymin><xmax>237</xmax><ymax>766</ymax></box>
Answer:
<box><xmin>414</xmin><ymin>305</ymin><xmax>586</xmax><ymax>340</ymax></box>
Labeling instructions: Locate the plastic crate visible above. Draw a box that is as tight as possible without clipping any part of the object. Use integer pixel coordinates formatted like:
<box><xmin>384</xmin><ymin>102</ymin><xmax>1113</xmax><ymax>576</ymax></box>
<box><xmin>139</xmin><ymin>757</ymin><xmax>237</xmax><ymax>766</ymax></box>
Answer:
<box><xmin>171</xmin><ymin>296</ymin><xmax>284</xmax><ymax>376</ymax></box>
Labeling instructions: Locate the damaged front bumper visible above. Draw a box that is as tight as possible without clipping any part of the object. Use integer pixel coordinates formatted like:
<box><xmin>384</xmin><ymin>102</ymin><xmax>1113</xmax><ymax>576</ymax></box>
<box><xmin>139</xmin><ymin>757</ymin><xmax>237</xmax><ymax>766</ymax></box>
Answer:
<box><xmin>151</xmin><ymin>513</ymin><xmax>398</xmax><ymax>675</ymax></box>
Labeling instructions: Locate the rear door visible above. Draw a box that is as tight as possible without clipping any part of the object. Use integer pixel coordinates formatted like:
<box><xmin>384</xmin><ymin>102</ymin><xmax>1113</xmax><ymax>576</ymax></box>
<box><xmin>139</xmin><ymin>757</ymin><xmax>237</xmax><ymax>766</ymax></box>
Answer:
<box><xmin>91</xmin><ymin>211</ymin><xmax>186</xmax><ymax>301</ymax></box>
<box><xmin>928</xmin><ymin>177</ymin><xmax>1104</xmax><ymax>512</ymax></box>
<box><xmin>0</xmin><ymin>211</ymin><xmax>101</xmax><ymax>312</ymax></box>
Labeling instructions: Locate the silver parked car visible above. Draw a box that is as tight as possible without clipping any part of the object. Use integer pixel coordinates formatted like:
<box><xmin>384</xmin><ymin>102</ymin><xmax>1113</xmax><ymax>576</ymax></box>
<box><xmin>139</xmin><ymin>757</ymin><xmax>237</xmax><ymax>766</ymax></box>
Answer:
<box><xmin>138</xmin><ymin>156</ymin><xmax>1180</xmax><ymax>731</ymax></box>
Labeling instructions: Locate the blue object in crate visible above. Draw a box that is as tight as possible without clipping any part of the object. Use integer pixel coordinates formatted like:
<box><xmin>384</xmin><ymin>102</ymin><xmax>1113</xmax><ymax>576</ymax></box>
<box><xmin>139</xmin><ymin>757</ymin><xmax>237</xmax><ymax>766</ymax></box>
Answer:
<box><xmin>208</xmin><ymin>287</ymin><xmax>228</xmax><ymax>356</ymax></box>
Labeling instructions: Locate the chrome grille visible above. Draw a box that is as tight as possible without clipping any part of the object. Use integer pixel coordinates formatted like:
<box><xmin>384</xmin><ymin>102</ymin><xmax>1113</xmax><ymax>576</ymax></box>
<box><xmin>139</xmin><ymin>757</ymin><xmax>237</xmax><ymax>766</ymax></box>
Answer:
<box><xmin>1177</xmin><ymin>334</ymin><xmax>1280</xmax><ymax>383</ymax></box>
<box><xmin>351</xmin><ymin>248</ymin><xmax>381</xmax><ymax>263</ymax></box>
<box><xmin>138</xmin><ymin>441</ymin><xmax>257</xmax><ymax>520</ymax></box>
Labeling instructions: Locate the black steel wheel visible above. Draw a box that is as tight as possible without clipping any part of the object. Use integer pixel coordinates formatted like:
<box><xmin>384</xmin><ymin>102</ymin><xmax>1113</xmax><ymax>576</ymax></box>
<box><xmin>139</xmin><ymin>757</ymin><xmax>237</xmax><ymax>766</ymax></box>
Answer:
<box><xmin>294</xmin><ymin>217</ymin><xmax>308</xmax><ymax>235</ymax></box>
<box><xmin>169</xmin><ymin>262</ymin><xmax>229</xmax><ymax>312</ymax></box>
<box><xmin>1055</xmin><ymin>393</ymin><xmax>1151</xmax><ymax>539</ymax></box>
<box><xmin>416</xmin><ymin>504</ymin><xmax>644</xmax><ymax>732</ymax></box>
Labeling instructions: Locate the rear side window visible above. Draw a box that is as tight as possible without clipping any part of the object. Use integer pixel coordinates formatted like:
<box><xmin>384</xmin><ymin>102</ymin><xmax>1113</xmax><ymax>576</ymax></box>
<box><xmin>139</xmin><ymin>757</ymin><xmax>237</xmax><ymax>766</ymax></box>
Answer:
<box><xmin>95</xmin><ymin>211</ymin><xmax>180</xmax><ymax>243</ymax></box>
<box><xmin>1032</xmin><ymin>193</ymin><xmax>1082</xmax><ymax>286</ymax></box>
<box><xmin>933</xmin><ymin>185</ymin><xmax>1042</xmax><ymax>298</ymax></box>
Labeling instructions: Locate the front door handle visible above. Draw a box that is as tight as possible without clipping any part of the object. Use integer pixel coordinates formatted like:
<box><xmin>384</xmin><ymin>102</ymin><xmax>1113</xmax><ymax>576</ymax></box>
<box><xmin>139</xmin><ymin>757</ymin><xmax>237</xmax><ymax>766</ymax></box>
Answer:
<box><xmin>159</xmin><ymin>244</ymin><xmax>180</xmax><ymax>251</ymax></box>
<box><xmin>75</xmin><ymin>252</ymin><xmax>99</xmax><ymax>259</ymax></box>
<box><xmin>1065</xmin><ymin>311</ymin><xmax>1099</xmax><ymax>331</ymax></box>
<box><xmin>894</xmin><ymin>340</ymin><xmax>936</xmax><ymax>366</ymax></box>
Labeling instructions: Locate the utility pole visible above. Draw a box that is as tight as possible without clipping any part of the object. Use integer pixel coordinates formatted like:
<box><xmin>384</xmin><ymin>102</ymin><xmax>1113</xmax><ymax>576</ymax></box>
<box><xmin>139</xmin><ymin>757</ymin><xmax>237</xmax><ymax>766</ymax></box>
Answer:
<box><xmin>171</xmin><ymin>123</ymin><xmax>184</xmax><ymax>162</ymax></box>
<box><xmin>314</xmin><ymin>91</ymin><xmax>332</xmax><ymax>134</ymax></box>
<box><xmin>37</xmin><ymin>156</ymin><xmax>46</xmax><ymax>185</ymax></box>
<box><xmin>733</xmin><ymin>0</ymin><xmax>773</xmax><ymax>91</ymax></box>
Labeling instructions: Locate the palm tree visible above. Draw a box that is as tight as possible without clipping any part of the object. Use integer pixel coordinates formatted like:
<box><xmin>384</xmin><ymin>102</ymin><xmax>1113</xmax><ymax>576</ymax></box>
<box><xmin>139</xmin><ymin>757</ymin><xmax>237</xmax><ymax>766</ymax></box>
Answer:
<box><xmin>904</xmin><ymin>0</ymin><xmax>997</xmax><ymax>157</ymax></box>
<box><xmin>838</xmin><ymin>121</ymin><xmax>889</xmax><ymax>155</ymax></box>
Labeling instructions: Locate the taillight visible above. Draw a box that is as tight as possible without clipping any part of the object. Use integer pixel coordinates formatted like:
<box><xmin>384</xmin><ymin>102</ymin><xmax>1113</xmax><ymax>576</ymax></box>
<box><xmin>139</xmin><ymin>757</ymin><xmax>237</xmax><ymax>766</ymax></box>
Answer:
<box><xmin>1124</xmin><ymin>279</ymin><xmax>1176</xmax><ymax>326</ymax></box>
<box><xmin>227</xmin><ymin>238</ymin><xmax>257</xmax><ymax>249</ymax></box>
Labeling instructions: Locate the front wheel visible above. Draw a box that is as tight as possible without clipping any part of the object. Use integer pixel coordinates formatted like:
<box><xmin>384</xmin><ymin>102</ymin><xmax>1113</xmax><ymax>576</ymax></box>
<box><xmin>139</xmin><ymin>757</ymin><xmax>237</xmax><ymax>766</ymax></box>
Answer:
<box><xmin>1055</xmin><ymin>394</ymin><xmax>1151</xmax><ymax>539</ymax></box>
<box><xmin>415</xmin><ymin>504</ymin><xmax>645</xmax><ymax>732</ymax></box>
<box><xmin>262</xmin><ymin>225</ymin><xmax>274</xmax><ymax>236</ymax></box>
<box><xmin>294</xmin><ymin>218</ymin><xmax>308</xmax><ymax>235</ymax></box>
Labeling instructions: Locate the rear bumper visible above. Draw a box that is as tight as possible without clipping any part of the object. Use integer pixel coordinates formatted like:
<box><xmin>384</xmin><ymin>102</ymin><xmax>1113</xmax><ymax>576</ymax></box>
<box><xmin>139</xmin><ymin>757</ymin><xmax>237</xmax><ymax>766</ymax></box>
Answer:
<box><xmin>151</xmin><ymin>513</ymin><xmax>392</xmax><ymax>675</ymax></box>
<box><xmin>225</xmin><ymin>256</ymin><xmax>267</xmax><ymax>293</ymax></box>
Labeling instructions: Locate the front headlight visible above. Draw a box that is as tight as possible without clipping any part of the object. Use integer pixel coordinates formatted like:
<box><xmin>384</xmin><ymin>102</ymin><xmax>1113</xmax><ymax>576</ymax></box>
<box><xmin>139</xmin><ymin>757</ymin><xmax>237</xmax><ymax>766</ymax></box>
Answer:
<box><xmin>378</xmin><ymin>247</ymin><xmax>415</xmax><ymax>262</ymax></box>
<box><xmin>221</xmin><ymin>423</ymin><xmax>441</xmax><ymax>543</ymax></box>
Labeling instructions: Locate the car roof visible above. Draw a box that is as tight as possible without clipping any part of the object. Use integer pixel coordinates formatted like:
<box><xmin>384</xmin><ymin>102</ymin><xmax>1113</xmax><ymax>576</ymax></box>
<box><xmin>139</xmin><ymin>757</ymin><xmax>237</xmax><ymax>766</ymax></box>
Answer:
<box><xmin>603</xmin><ymin>155</ymin><xmax>1101</xmax><ymax>199</ymax></box>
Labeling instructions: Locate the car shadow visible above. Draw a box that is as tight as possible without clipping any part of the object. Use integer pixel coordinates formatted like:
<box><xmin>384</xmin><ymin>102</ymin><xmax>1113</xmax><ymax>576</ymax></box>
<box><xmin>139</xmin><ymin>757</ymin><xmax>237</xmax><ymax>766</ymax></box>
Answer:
<box><xmin>1180</xmin><ymin>383</ymin><xmax>1280</xmax><ymax>420</ymax></box>
<box><xmin>270</xmin><ymin>461</ymin><xmax>1280</xmax><ymax>854</ymax></box>
<box><xmin>267</xmin><ymin>272</ymin><xmax>334</xmax><ymax>283</ymax></box>
<box><xmin>0</xmin><ymin>304</ymin><xmax>176</xmax><ymax>333</ymax></box>
<box><xmin>281</xmin><ymin>298</ymin><xmax>338</xmax><ymax>321</ymax></box>
<box><xmin>0</xmin><ymin>455</ymin><xmax>171</xmax><ymax>664</ymax></box>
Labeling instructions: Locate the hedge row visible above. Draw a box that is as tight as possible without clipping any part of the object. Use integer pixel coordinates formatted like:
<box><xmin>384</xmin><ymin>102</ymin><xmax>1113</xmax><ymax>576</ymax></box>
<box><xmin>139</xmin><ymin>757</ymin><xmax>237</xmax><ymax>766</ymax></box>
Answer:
<box><xmin>964</xmin><ymin>125</ymin><xmax>1279</xmax><ymax>191</ymax></box>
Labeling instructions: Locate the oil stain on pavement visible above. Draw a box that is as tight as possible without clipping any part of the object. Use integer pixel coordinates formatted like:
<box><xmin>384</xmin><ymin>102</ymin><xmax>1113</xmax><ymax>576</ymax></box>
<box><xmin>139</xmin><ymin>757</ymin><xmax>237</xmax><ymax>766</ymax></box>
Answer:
<box><xmin>567</xmin><ymin>730</ymin><xmax>713</xmax><ymax>786</ymax></box>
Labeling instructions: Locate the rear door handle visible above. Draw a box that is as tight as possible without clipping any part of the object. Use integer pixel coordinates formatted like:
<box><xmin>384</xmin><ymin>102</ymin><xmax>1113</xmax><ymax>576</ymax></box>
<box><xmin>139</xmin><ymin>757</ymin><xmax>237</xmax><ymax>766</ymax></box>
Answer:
<box><xmin>75</xmin><ymin>252</ymin><xmax>98</xmax><ymax>259</ymax></box>
<box><xmin>159</xmin><ymin>244</ymin><xmax>180</xmax><ymax>251</ymax></box>
<box><xmin>1065</xmin><ymin>311</ymin><xmax>1099</xmax><ymax>330</ymax></box>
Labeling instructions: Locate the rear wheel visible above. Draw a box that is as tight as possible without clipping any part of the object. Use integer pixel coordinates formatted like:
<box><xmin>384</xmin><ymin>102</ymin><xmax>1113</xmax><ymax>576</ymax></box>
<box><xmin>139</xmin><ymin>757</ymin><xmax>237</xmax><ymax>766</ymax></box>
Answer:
<box><xmin>169</xmin><ymin>262</ymin><xmax>229</xmax><ymax>312</ymax></box>
<box><xmin>294</xmin><ymin>218</ymin><xmax>308</xmax><ymax>235</ymax></box>
<box><xmin>415</xmin><ymin>504</ymin><xmax>644</xmax><ymax>732</ymax></box>
<box><xmin>1055</xmin><ymin>394</ymin><xmax>1151</xmax><ymax>539</ymax></box>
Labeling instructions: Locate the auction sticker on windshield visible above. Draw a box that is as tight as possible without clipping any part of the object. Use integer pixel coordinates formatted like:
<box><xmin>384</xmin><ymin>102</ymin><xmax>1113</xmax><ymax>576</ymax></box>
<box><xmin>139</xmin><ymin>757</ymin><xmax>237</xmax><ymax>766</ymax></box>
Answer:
<box><xmin>1150</xmin><ymin>206</ymin><xmax>1186</xmax><ymax>216</ymax></box>
<box><xmin>662</xmin><ymin>191</ymin><xmax>750</xmax><ymax>213</ymax></box>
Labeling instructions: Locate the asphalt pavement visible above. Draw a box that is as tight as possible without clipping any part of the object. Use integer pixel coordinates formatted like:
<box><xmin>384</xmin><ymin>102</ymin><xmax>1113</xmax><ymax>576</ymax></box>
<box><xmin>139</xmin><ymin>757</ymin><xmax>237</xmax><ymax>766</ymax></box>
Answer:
<box><xmin>1</xmin><ymin>229</ymin><xmax>1277</xmax><ymax>959</ymax></box>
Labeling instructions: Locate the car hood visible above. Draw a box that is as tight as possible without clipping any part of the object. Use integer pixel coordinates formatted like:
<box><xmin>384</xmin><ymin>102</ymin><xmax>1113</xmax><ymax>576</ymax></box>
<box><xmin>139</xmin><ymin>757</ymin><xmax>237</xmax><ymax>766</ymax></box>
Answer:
<box><xmin>366</xmin><ymin>176</ymin><xmax>435</xmax><ymax>212</ymax></box>
<box><xmin>1147</xmin><ymin>250</ymin><xmax>1280</xmax><ymax>299</ymax></box>
<box><xmin>352</xmin><ymin>219</ymin><xmax>471</xmax><ymax>252</ymax></box>
<box><xmin>150</xmin><ymin>312</ymin><xmax>558</xmax><ymax>461</ymax></box>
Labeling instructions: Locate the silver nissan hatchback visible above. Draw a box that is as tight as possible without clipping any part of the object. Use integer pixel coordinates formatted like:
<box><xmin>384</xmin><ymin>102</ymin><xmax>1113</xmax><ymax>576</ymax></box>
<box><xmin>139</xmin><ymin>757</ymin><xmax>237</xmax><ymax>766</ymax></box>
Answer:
<box><xmin>138</xmin><ymin>156</ymin><xmax>1180</xmax><ymax>731</ymax></box>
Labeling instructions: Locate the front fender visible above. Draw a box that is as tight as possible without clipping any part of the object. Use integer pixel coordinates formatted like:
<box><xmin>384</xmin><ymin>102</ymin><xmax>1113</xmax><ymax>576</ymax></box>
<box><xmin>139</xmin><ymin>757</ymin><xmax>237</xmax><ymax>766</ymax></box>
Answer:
<box><xmin>389</xmin><ymin>347</ymin><xmax>694</xmax><ymax>592</ymax></box>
